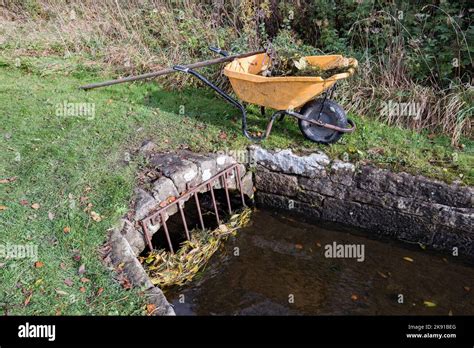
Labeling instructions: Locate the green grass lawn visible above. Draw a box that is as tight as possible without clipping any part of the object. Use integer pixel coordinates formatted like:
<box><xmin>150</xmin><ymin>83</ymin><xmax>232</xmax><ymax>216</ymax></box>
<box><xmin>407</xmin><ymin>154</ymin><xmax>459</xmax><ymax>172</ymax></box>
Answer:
<box><xmin>0</xmin><ymin>55</ymin><xmax>472</xmax><ymax>315</ymax></box>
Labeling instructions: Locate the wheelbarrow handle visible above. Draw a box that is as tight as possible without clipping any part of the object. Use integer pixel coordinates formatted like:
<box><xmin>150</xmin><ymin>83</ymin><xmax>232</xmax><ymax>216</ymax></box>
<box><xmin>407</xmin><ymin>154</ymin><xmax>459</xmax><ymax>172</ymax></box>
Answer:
<box><xmin>209</xmin><ymin>46</ymin><xmax>229</xmax><ymax>57</ymax></box>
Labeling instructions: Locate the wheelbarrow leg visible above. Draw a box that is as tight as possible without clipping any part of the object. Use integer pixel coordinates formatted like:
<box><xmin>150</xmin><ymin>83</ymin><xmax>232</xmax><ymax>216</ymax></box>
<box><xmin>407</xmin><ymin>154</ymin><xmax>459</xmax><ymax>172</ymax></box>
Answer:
<box><xmin>317</xmin><ymin>83</ymin><xmax>337</xmax><ymax>121</ymax></box>
<box><xmin>172</xmin><ymin>65</ymin><xmax>279</xmax><ymax>142</ymax></box>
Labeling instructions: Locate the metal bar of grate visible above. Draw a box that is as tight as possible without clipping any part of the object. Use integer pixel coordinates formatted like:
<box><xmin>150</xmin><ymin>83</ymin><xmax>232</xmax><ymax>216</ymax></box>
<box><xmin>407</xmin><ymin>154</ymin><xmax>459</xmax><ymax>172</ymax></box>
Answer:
<box><xmin>208</xmin><ymin>182</ymin><xmax>221</xmax><ymax>225</ymax></box>
<box><xmin>194</xmin><ymin>192</ymin><xmax>205</xmax><ymax>230</ymax></box>
<box><xmin>178</xmin><ymin>203</ymin><xmax>191</xmax><ymax>240</ymax></box>
<box><xmin>160</xmin><ymin>212</ymin><xmax>174</xmax><ymax>254</ymax></box>
<box><xmin>222</xmin><ymin>171</ymin><xmax>232</xmax><ymax>215</ymax></box>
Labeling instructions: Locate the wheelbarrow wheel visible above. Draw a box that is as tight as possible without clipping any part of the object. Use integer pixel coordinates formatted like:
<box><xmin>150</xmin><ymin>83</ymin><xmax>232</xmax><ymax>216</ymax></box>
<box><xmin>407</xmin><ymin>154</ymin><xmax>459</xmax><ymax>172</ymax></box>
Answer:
<box><xmin>298</xmin><ymin>98</ymin><xmax>348</xmax><ymax>144</ymax></box>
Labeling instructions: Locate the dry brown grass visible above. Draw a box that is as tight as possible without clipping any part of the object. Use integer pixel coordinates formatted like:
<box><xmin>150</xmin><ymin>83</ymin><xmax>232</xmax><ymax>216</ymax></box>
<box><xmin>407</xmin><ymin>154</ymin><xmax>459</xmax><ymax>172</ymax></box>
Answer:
<box><xmin>1</xmin><ymin>0</ymin><xmax>472</xmax><ymax>143</ymax></box>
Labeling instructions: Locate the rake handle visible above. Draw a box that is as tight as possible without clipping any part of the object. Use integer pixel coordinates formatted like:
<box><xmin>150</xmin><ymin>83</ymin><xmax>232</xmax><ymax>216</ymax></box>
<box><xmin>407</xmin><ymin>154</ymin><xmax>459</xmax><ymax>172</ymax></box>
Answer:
<box><xmin>79</xmin><ymin>50</ymin><xmax>264</xmax><ymax>90</ymax></box>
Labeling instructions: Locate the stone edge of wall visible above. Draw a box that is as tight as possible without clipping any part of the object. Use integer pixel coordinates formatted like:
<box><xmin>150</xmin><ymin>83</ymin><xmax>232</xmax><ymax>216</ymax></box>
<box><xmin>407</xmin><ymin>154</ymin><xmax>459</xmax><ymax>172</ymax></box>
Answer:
<box><xmin>251</xmin><ymin>145</ymin><xmax>474</xmax><ymax>257</ymax></box>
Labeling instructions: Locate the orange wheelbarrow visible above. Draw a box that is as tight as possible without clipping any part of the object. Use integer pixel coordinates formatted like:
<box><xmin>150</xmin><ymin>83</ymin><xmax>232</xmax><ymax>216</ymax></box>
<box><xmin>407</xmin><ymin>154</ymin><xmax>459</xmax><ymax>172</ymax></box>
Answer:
<box><xmin>173</xmin><ymin>48</ymin><xmax>357</xmax><ymax>144</ymax></box>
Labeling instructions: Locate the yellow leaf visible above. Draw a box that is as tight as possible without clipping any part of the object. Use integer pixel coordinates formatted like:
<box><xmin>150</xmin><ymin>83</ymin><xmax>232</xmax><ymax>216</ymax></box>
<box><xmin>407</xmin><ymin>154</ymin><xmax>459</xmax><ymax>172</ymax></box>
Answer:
<box><xmin>31</xmin><ymin>203</ymin><xmax>40</xmax><ymax>210</ymax></box>
<box><xmin>423</xmin><ymin>301</ymin><xmax>437</xmax><ymax>307</ymax></box>
<box><xmin>403</xmin><ymin>257</ymin><xmax>414</xmax><ymax>262</ymax></box>
<box><xmin>90</xmin><ymin>211</ymin><xmax>102</xmax><ymax>222</ymax></box>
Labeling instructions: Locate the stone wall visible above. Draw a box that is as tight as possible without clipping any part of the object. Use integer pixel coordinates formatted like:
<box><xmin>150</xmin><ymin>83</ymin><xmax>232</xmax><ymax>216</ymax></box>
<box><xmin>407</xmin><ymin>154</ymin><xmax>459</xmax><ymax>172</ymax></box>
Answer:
<box><xmin>126</xmin><ymin>146</ymin><xmax>253</xmax><ymax>256</ymax></box>
<box><xmin>251</xmin><ymin>146</ymin><xmax>474</xmax><ymax>257</ymax></box>
<box><xmin>106</xmin><ymin>143</ymin><xmax>253</xmax><ymax>315</ymax></box>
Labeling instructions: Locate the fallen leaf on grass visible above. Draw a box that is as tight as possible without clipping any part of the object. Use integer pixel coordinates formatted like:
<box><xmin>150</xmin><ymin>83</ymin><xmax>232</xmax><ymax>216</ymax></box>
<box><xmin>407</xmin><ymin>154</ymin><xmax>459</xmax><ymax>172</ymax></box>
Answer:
<box><xmin>55</xmin><ymin>289</ymin><xmax>68</xmax><ymax>296</ymax></box>
<box><xmin>19</xmin><ymin>199</ymin><xmax>29</xmax><ymax>206</ymax></box>
<box><xmin>0</xmin><ymin>176</ymin><xmax>17</xmax><ymax>184</ymax></box>
<box><xmin>218</xmin><ymin>131</ymin><xmax>228</xmax><ymax>140</ymax></box>
<box><xmin>146</xmin><ymin>303</ymin><xmax>156</xmax><ymax>315</ymax></box>
<box><xmin>24</xmin><ymin>293</ymin><xmax>32</xmax><ymax>306</ymax></box>
<box><xmin>120</xmin><ymin>278</ymin><xmax>132</xmax><ymax>290</ymax></box>
<box><xmin>90</xmin><ymin>211</ymin><xmax>102</xmax><ymax>222</ymax></box>
<box><xmin>63</xmin><ymin>226</ymin><xmax>71</xmax><ymax>234</ymax></box>
<box><xmin>80</xmin><ymin>277</ymin><xmax>90</xmax><ymax>283</ymax></box>
<box><xmin>31</xmin><ymin>203</ymin><xmax>40</xmax><ymax>210</ymax></box>
<box><xmin>48</xmin><ymin>212</ymin><xmax>55</xmax><ymax>220</ymax></box>
<box><xmin>0</xmin><ymin>205</ymin><xmax>7</xmax><ymax>211</ymax></box>
<box><xmin>34</xmin><ymin>261</ymin><xmax>44</xmax><ymax>268</ymax></box>
<box><xmin>403</xmin><ymin>257</ymin><xmax>414</xmax><ymax>262</ymax></box>
<box><xmin>59</xmin><ymin>263</ymin><xmax>67</xmax><ymax>270</ymax></box>
<box><xmin>64</xmin><ymin>278</ymin><xmax>73</xmax><ymax>287</ymax></box>
<box><xmin>78</xmin><ymin>264</ymin><xmax>86</xmax><ymax>275</ymax></box>
<box><xmin>79</xmin><ymin>287</ymin><xmax>86</xmax><ymax>293</ymax></box>
<box><xmin>423</xmin><ymin>301</ymin><xmax>437</xmax><ymax>307</ymax></box>
<box><xmin>0</xmin><ymin>262</ymin><xmax>5</xmax><ymax>268</ymax></box>
<box><xmin>72</xmin><ymin>251</ymin><xmax>81</xmax><ymax>262</ymax></box>
<box><xmin>97</xmin><ymin>287</ymin><xmax>104</xmax><ymax>296</ymax></box>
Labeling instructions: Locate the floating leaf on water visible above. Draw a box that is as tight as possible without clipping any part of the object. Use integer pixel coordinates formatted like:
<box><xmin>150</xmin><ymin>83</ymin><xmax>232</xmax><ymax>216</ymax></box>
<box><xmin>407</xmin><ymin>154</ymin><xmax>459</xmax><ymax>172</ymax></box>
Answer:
<box><xmin>423</xmin><ymin>301</ymin><xmax>437</xmax><ymax>307</ymax></box>
<box><xmin>403</xmin><ymin>257</ymin><xmax>414</xmax><ymax>262</ymax></box>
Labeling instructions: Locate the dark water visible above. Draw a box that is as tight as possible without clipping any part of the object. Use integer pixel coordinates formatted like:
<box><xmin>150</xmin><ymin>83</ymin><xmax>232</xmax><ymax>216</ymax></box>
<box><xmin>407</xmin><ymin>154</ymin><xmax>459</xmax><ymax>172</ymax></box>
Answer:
<box><xmin>166</xmin><ymin>209</ymin><xmax>474</xmax><ymax>315</ymax></box>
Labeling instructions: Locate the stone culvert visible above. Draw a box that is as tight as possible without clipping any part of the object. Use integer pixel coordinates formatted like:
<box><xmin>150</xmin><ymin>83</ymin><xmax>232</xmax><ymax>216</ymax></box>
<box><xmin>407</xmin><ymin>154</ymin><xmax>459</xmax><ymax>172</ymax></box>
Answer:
<box><xmin>107</xmin><ymin>142</ymin><xmax>253</xmax><ymax>315</ymax></box>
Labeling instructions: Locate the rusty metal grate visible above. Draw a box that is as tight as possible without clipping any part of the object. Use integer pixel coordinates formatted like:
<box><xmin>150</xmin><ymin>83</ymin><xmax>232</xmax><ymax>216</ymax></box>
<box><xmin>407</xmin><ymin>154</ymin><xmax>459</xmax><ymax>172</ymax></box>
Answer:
<box><xmin>140</xmin><ymin>163</ymin><xmax>246</xmax><ymax>253</ymax></box>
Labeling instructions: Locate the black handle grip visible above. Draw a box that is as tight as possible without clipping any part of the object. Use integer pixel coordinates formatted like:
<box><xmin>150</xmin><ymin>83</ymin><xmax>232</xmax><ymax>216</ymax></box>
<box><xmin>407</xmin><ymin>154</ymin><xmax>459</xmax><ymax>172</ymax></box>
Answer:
<box><xmin>209</xmin><ymin>46</ymin><xmax>229</xmax><ymax>57</ymax></box>
<box><xmin>172</xmin><ymin>65</ymin><xmax>189</xmax><ymax>73</ymax></box>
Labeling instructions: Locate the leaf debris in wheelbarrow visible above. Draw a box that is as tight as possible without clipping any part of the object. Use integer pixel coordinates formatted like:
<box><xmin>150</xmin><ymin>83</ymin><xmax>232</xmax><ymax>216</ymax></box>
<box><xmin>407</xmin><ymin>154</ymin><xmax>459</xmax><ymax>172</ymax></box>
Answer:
<box><xmin>261</xmin><ymin>46</ymin><xmax>357</xmax><ymax>79</ymax></box>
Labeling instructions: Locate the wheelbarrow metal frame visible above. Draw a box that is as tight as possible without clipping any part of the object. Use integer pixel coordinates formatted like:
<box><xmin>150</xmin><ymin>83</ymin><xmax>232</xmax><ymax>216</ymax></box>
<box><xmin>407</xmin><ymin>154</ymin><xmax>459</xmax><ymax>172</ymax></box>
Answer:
<box><xmin>172</xmin><ymin>64</ymin><xmax>356</xmax><ymax>142</ymax></box>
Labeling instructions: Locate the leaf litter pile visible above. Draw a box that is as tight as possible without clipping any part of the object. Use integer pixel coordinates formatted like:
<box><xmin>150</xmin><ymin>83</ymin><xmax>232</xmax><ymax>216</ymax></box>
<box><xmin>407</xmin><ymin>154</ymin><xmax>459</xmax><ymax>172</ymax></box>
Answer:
<box><xmin>260</xmin><ymin>45</ymin><xmax>356</xmax><ymax>79</ymax></box>
<box><xmin>140</xmin><ymin>208</ymin><xmax>252</xmax><ymax>288</ymax></box>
